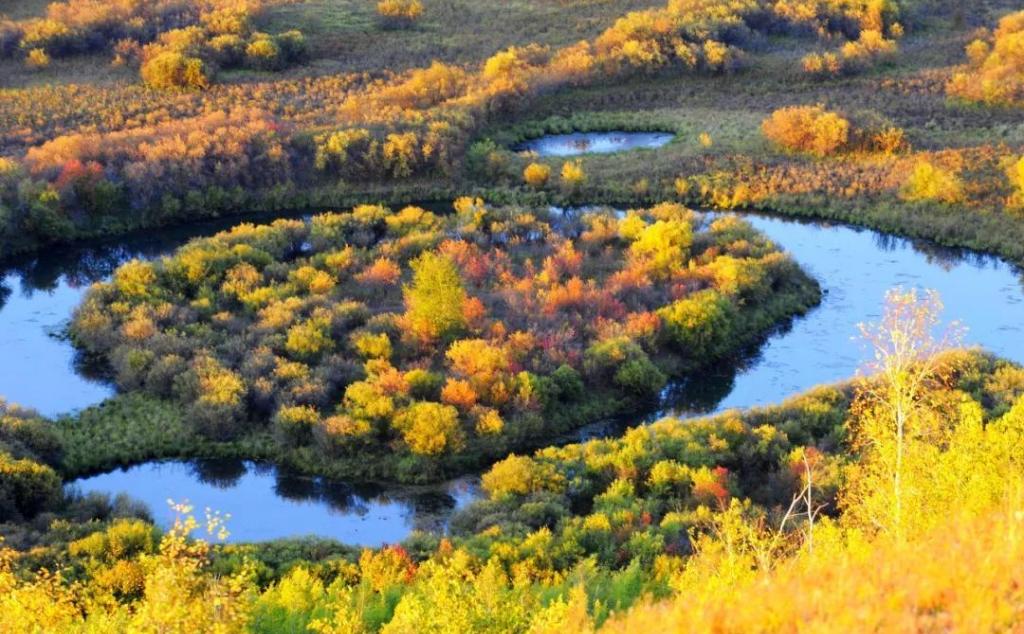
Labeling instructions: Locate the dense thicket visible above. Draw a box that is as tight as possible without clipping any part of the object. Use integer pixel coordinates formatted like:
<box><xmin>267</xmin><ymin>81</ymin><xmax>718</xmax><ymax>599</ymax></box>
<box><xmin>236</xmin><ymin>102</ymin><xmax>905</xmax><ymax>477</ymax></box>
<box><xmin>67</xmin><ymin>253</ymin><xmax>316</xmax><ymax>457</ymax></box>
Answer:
<box><xmin>69</xmin><ymin>202</ymin><xmax>818</xmax><ymax>481</ymax></box>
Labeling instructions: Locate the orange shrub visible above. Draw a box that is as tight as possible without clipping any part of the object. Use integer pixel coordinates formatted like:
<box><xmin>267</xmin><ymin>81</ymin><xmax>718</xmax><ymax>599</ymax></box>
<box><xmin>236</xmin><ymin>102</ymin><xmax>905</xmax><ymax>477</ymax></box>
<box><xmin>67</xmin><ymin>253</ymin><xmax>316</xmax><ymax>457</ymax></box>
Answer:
<box><xmin>355</xmin><ymin>257</ymin><xmax>402</xmax><ymax>285</ymax></box>
<box><xmin>801</xmin><ymin>51</ymin><xmax>840</xmax><ymax>76</ymax></box>
<box><xmin>523</xmin><ymin>162</ymin><xmax>551</xmax><ymax>188</ymax></box>
<box><xmin>840</xmin><ymin>29</ymin><xmax>897</xmax><ymax>70</ymax></box>
<box><xmin>947</xmin><ymin>11</ymin><xmax>1024</xmax><ymax>106</ymax></box>
<box><xmin>441</xmin><ymin>378</ymin><xmax>477</xmax><ymax>410</ymax></box>
<box><xmin>761</xmin><ymin>105</ymin><xmax>850</xmax><ymax>157</ymax></box>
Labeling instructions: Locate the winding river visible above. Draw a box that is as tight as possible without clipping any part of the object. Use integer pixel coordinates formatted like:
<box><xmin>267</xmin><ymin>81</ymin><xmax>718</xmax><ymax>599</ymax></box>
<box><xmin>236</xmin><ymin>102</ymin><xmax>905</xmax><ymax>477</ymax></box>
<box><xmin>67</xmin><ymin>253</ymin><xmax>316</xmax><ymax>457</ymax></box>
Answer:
<box><xmin>3</xmin><ymin>134</ymin><xmax>1023</xmax><ymax>543</ymax></box>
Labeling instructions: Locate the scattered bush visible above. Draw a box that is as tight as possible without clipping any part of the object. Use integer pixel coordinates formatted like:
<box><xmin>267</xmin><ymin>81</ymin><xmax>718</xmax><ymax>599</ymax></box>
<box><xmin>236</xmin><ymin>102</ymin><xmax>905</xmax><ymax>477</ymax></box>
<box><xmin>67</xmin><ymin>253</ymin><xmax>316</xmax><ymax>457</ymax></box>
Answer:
<box><xmin>947</xmin><ymin>11</ymin><xmax>1024</xmax><ymax>106</ymax></box>
<box><xmin>900</xmin><ymin>161</ymin><xmax>964</xmax><ymax>204</ymax></box>
<box><xmin>761</xmin><ymin>105</ymin><xmax>850</xmax><ymax>157</ymax></box>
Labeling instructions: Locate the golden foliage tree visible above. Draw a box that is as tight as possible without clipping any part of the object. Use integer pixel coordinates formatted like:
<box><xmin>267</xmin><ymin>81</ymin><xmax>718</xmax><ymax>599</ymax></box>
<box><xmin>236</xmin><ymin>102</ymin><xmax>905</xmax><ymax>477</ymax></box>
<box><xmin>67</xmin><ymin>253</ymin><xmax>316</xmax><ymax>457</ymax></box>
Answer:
<box><xmin>403</xmin><ymin>251</ymin><xmax>467</xmax><ymax>342</ymax></box>
<box><xmin>844</xmin><ymin>288</ymin><xmax>961</xmax><ymax>541</ymax></box>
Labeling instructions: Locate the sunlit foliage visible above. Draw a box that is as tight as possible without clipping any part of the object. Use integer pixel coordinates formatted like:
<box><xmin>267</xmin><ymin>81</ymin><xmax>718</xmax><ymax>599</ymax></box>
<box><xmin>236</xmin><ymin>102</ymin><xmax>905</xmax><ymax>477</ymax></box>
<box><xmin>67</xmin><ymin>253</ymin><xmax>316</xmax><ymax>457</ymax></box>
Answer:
<box><xmin>761</xmin><ymin>105</ymin><xmax>850</xmax><ymax>157</ymax></box>
<box><xmin>377</xmin><ymin>0</ymin><xmax>423</xmax><ymax>29</ymax></box>
<box><xmin>900</xmin><ymin>160</ymin><xmax>964</xmax><ymax>204</ymax></box>
<box><xmin>69</xmin><ymin>202</ymin><xmax>816</xmax><ymax>480</ymax></box>
<box><xmin>947</xmin><ymin>10</ymin><xmax>1024</xmax><ymax>106</ymax></box>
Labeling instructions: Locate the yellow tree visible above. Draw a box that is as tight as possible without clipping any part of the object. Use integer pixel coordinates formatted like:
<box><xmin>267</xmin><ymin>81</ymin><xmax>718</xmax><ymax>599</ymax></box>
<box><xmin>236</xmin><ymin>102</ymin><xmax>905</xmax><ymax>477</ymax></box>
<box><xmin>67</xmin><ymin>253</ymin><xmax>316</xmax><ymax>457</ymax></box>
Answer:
<box><xmin>403</xmin><ymin>252</ymin><xmax>467</xmax><ymax>342</ymax></box>
<box><xmin>523</xmin><ymin>162</ymin><xmax>551</xmax><ymax>188</ymax></box>
<box><xmin>846</xmin><ymin>288</ymin><xmax>961</xmax><ymax>541</ymax></box>
<box><xmin>392</xmin><ymin>402</ymin><xmax>463</xmax><ymax>455</ymax></box>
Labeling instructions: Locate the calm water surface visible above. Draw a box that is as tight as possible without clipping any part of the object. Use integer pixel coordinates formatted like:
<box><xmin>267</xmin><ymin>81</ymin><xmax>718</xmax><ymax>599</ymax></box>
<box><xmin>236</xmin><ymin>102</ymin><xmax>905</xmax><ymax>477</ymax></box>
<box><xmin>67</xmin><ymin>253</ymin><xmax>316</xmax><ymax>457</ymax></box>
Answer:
<box><xmin>514</xmin><ymin>131</ymin><xmax>674</xmax><ymax>156</ymax></box>
<box><xmin>0</xmin><ymin>214</ymin><xmax>309</xmax><ymax>416</ymax></box>
<box><xmin>70</xmin><ymin>459</ymin><xmax>480</xmax><ymax>545</ymax></box>
<box><xmin>661</xmin><ymin>214</ymin><xmax>1024</xmax><ymax>416</ymax></box>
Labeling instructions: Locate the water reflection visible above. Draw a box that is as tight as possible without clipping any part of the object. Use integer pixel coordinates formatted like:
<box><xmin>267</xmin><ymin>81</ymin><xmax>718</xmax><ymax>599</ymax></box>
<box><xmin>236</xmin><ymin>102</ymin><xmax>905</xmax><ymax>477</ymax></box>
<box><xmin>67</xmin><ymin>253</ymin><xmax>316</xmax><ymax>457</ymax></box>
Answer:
<box><xmin>0</xmin><ymin>206</ymin><xmax>465</xmax><ymax>415</ymax></box>
<box><xmin>8</xmin><ymin>202</ymin><xmax>1024</xmax><ymax>542</ymax></box>
<box><xmin>514</xmin><ymin>132</ymin><xmax>674</xmax><ymax>157</ymax></box>
<box><xmin>69</xmin><ymin>458</ymin><xmax>480</xmax><ymax>545</ymax></box>
<box><xmin>657</xmin><ymin>212</ymin><xmax>1024</xmax><ymax>418</ymax></box>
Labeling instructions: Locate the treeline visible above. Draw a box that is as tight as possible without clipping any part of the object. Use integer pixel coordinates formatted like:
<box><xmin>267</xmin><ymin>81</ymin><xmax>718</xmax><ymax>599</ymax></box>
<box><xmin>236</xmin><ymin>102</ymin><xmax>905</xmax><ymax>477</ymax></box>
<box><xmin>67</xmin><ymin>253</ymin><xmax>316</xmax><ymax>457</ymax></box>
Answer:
<box><xmin>69</xmin><ymin>202</ymin><xmax>819</xmax><ymax>482</ymax></box>
<box><xmin>0</xmin><ymin>0</ymin><xmax>906</xmax><ymax>256</ymax></box>
<box><xmin>0</xmin><ymin>0</ymin><xmax>305</xmax><ymax>84</ymax></box>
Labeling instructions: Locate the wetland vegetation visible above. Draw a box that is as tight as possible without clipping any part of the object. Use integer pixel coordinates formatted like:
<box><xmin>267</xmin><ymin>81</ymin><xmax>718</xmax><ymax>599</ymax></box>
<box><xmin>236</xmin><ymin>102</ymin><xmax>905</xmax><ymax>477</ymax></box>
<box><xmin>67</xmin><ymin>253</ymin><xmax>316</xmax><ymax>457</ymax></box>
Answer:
<box><xmin>2</xmin><ymin>0</ymin><xmax>1024</xmax><ymax>631</ymax></box>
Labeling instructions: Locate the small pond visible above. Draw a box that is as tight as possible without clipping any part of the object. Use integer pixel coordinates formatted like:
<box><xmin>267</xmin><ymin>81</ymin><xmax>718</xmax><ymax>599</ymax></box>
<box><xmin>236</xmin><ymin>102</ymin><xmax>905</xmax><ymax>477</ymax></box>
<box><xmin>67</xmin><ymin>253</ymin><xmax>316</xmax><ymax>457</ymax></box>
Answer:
<box><xmin>513</xmin><ymin>131</ymin><xmax>674</xmax><ymax>156</ymax></box>
<box><xmin>69</xmin><ymin>459</ymin><xmax>480</xmax><ymax>545</ymax></box>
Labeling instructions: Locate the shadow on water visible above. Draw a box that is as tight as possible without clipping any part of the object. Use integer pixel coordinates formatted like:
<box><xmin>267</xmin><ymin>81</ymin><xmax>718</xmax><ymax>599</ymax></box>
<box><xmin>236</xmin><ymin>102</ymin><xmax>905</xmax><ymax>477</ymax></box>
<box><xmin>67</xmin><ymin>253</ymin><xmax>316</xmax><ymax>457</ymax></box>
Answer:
<box><xmin>0</xmin><ymin>203</ymin><xmax>453</xmax><ymax>415</ymax></box>
<box><xmin>70</xmin><ymin>458</ymin><xmax>480</xmax><ymax>545</ymax></box>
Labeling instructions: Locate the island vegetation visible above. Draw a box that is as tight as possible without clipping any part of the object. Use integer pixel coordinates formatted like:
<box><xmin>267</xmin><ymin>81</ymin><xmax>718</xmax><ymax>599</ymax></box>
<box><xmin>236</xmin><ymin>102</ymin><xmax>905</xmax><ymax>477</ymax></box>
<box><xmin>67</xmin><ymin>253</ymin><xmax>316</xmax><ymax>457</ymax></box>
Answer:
<box><xmin>68</xmin><ymin>201</ymin><xmax>818</xmax><ymax>481</ymax></box>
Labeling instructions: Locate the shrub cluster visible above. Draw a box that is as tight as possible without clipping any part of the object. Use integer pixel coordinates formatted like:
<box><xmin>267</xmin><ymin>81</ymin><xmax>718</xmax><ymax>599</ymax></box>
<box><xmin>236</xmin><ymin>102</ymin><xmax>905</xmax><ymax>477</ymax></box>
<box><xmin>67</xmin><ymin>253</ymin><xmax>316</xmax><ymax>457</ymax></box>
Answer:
<box><xmin>947</xmin><ymin>11</ymin><xmax>1024</xmax><ymax>106</ymax></box>
<box><xmin>0</xmin><ymin>0</ymin><xmax>917</xmax><ymax>256</ymax></box>
<box><xmin>762</xmin><ymin>105</ymin><xmax>851</xmax><ymax>157</ymax></box>
<box><xmin>70</xmin><ymin>201</ymin><xmax>818</xmax><ymax>480</ymax></box>
<box><xmin>0</xmin><ymin>400</ymin><xmax>62</xmax><ymax>522</ymax></box>
<box><xmin>4</xmin><ymin>350</ymin><xmax>1023</xmax><ymax>632</ymax></box>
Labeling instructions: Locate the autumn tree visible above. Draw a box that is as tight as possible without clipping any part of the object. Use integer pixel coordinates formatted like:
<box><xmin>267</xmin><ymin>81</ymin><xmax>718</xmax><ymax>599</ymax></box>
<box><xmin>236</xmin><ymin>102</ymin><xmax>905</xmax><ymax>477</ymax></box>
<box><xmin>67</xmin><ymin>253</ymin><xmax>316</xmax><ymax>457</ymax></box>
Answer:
<box><xmin>1007</xmin><ymin>155</ymin><xmax>1024</xmax><ymax>208</ymax></box>
<box><xmin>403</xmin><ymin>251</ymin><xmax>467</xmax><ymax>342</ymax></box>
<box><xmin>140</xmin><ymin>51</ymin><xmax>209</xmax><ymax>90</ymax></box>
<box><xmin>392</xmin><ymin>401</ymin><xmax>463</xmax><ymax>455</ymax></box>
<box><xmin>947</xmin><ymin>11</ymin><xmax>1024</xmax><ymax>106</ymax></box>
<box><xmin>844</xmin><ymin>288</ymin><xmax>961</xmax><ymax>542</ymax></box>
<box><xmin>900</xmin><ymin>161</ymin><xmax>964</xmax><ymax>204</ymax></box>
<box><xmin>560</xmin><ymin>160</ymin><xmax>586</xmax><ymax>192</ymax></box>
<box><xmin>628</xmin><ymin>218</ymin><xmax>693</xmax><ymax>279</ymax></box>
<box><xmin>523</xmin><ymin>162</ymin><xmax>551</xmax><ymax>188</ymax></box>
